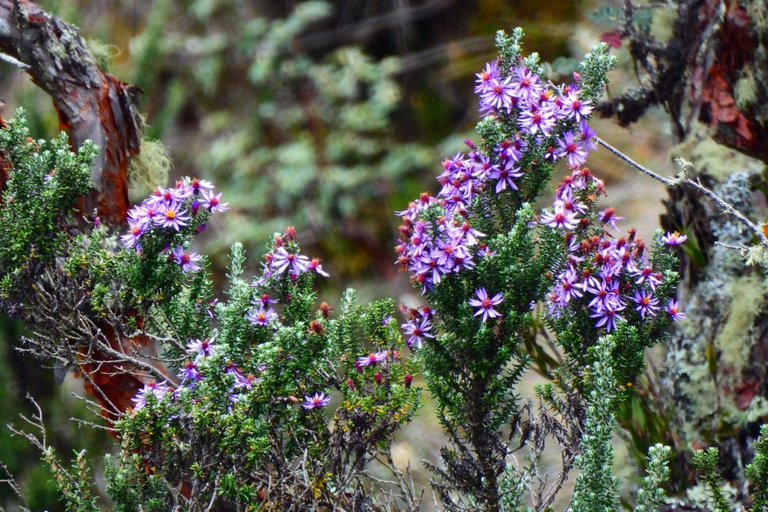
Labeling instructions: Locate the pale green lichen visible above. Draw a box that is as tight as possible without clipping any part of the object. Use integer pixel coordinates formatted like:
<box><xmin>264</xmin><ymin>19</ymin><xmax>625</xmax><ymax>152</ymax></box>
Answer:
<box><xmin>671</xmin><ymin>130</ymin><xmax>764</xmax><ymax>181</ymax></box>
<box><xmin>734</xmin><ymin>65</ymin><xmax>758</xmax><ymax>111</ymax></box>
<box><xmin>127</xmin><ymin>138</ymin><xmax>171</xmax><ymax>199</ymax></box>
<box><xmin>715</xmin><ymin>275</ymin><xmax>768</xmax><ymax>372</ymax></box>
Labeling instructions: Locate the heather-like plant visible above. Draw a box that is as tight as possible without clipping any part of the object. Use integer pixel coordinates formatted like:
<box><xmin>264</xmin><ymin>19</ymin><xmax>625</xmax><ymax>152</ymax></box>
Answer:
<box><xmin>394</xmin><ymin>28</ymin><xmax>682</xmax><ymax>509</ymax></box>
<box><xmin>7</xmin><ymin>25</ymin><xmax>768</xmax><ymax>512</ymax></box>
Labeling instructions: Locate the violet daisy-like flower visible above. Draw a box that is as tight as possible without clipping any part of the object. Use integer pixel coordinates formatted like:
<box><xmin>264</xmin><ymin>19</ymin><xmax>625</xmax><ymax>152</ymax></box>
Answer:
<box><xmin>667</xmin><ymin>299</ymin><xmax>686</xmax><ymax>321</ymax></box>
<box><xmin>357</xmin><ymin>350</ymin><xmax>390</xmax><ymax>367</ymax></box>
<box><xmin>469</xmin><ymin>288</ymin><xmax>503</xmax><ymax>322</ymax></box>
<box><xmin>272</xmin><ymin>247</ymin><xmax>310</xmax><ymax>276</ymax></box>
<box><xmin>247</xmin><ymin>306</ymin><xmax>279</xmax><ymax>326</ymax></box>
<box><xmin>474</xmin><ymin>61</ymin><xmax>499</xmax><ymax>95</ymax></box>
<box><xmin>561</xmin><ymin>93</ymin><xmax>593</xmax><ymax>122</ymax></box>
<box><xmin>511</xmin><ymin>66</ymin><xmax>542</xmax><ymax>104</ymax></box>
<box><xmin>556</xmin><ymin>131</ymin><xmax>589</xmax><ymax>168</ymax></box>
<box><xmin>189</xmin><ymin>178</ymin><xmax>214</xmax><ymax>194</ymax></box>
<box><xmin>201</xmin><ymin>189</ymin><xmax>229</xmax><ymax>213</ymax></box>
<box><xmin>121</xmin><ymin>222</ymin><xmax>144</xmax><ymax>249</ymax></box>
<box><xmin>302</xmin><ymin>392</ymin><xmax>331</xmax><ymax>410</ymax></box>
<box><xmin>661</xmin><ymin>231</ymin><xmax>688</xmax><ymax>246</ymax></box>
<box><xmin>489</xmin><ymin>161</ymin><xmax>524</xmax><ymax>193</ymax></box>
<box><xmin>540</xmin><ymin>206</ymin><xmax>579</xmax><ymax>230</ymax></box>
<box><xmin>132</xmin><ymin>381</ymin><xmax>170</xmax><ymax>411</ymax></box>
<box><xmin>587</xmin><ymin>279</ymin><xmax>624</xmax><ymax>312</ymax></box>
<box><xmin>598</xmin><ymin>207</ymin><xmax>624</xmax><ymax>231</ymax></box>
<box><xmin>187</xmin><ymin>338</ymin><xmax>216</xmax><ymax>358</ymax></box>
<box><xmin>557</xmin><ymin>269</ymin><xmax>583</xmax><ymax>303</ymax></box>
<box><xmin>402</xmin><ymin>316</ymin><xmax>435</xmax><ymax>349</ymax></box>
<box><xmin>179</xmin><ymin>361</ymin><xmax>203</xmax><ymax>384</ymax></box>
<box><xmin>518</xmin><ymin>107</ymin><xmax>555</xmax><ymax>136</ymax></box>
<box><xmin>578</xmin><ymin>120</ymin><xmax>598</xmax><ymax>151</ymax></box>
<box><xmin>590</xmin><ymin>306</ymin><xmax>623</xmax><ymax>332</ymax></box>
<box><xmin>172</xmin><ymin>246</ymin><xmax>202</xmax><ymax>273</ymax></box>
<box><xmin>307</xmin><ymin>258</ymin><xmax>330</xmax><ymax>277</ymax></box>
<box><xmin>634</xmin><ymin>265</ymin><xmax>663</xmax><ymax>290</ymax></box>
<box><xmin>632</xmin><ymin>289</ymin><xmax>660</xmax><ymax>318</ymax></box>
<box><xmin>153</xmin><ymin>202</ymin><xmax>190</xmax><ymax>230</ymax></box>
<box><xmin>481</xmin><ymin>77</ymin><xmax>515</xmax><ymax>112</ymax></box>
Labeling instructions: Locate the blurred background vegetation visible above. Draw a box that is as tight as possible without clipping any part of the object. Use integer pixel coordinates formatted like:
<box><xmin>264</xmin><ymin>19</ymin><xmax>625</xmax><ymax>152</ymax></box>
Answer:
<box><xmin>0</xmin><ymin>0</ymin><xmax>681</xmax><ymax>508</ymax></box>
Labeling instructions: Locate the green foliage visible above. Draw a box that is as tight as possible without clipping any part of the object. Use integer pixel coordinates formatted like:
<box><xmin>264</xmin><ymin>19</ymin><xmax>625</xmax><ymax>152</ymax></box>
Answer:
<box><xmin>746</xmin><ymin>425</ymin><xmax>768</xmax><ymax>511</ymax></box>
<box><xmin>692</xmin><ymin>447</ymin><xmax>733</xmax><ymax>512</ymax></box>
<box><xmin>635</xmin><ymin>444</ymin><xmax>672</xmax><ymax>512</ymax></box>
<box><xmin>569</xmin><ymin>336</ymin><xmax>619</xmax><ymax>512</ymax></box>
<box><xmin>0</xmin><ymin>110</ymin><xmax>94</xmax><ymax>295</ymax></box>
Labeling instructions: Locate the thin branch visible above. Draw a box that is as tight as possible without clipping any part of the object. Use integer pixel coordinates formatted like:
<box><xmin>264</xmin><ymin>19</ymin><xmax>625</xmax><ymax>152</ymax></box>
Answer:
<box><xmin>0</xmin><ymin>51</ymin><xmax>28</xmax><ymax>69</ymax></box>
<box><xmin>597</xmin><ymin>136</ymin><xmax>768</xmax><ymax>248</ymax></box>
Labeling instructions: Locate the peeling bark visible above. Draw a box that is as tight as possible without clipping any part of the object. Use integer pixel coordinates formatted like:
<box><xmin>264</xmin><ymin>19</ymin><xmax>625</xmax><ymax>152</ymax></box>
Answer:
<box><xmin>0</xmin><ymin>0</ymin><xmax>142</xmax><ymax>227</ymax></box>
<box><xmin>0</xmin><ymin>1</ymin><xmax>158</xmax><ymax>421</ymax></box>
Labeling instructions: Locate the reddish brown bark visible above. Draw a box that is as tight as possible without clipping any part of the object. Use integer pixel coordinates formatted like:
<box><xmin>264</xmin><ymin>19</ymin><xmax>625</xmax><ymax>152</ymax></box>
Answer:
<box><xmin>0</xmin><ymin>0</ymin><xmax>142</xmax><ymax>227</ymax></box>
<box><xmin>695</xmin><ymin>0</ymin><xmax>768</xmax><ymax>163</ymax></box>
<box><xmin>1</xmin><ymin>1</ymin><xmax>159</xmax><ymax>422</ymax></box>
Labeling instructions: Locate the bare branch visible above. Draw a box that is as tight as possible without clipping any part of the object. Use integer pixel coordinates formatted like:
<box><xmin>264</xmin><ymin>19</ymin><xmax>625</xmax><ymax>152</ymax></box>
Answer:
<box><xmin>597</xmin><ymin>136</ymin><xmax>768</xmax><ymax>248</ymax></box>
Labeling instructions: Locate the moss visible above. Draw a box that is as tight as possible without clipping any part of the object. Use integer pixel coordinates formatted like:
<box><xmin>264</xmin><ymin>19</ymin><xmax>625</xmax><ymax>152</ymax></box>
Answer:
<box><xmin>127</xmin><ymin>138</ymin><xmax>171</xmax><ymax>199</ymax></box>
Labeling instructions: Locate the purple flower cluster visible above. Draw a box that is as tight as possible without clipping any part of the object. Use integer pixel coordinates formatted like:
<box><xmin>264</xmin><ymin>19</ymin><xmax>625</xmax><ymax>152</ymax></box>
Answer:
<box><xmin>121</xmin><ymin>177</ymin><xmax>229</xmax><ymax>272</ymax></box>
<box><xmin>396</xmin><ymin>61</ymin><xmax>598</xmax><ymax>294</ymax></box>
<box><xmin>475</xmin><ymin>62</ymin><xmax>596</xmax><ymax>165</ymax></box>
<box><xmin>543</xmin><ymin>170</ymin><xmax>685</xmax><ymax>332</ymax></box>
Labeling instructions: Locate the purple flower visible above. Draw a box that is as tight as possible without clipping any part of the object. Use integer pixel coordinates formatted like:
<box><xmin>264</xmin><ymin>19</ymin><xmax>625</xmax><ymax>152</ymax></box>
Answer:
<box><xmin>247</xmin><ymin>306</ymin><xmax>279</xmax><ymax>326</ymax></box>
<box><xmin>561</xmin><ymin>93</ymin><xmax>593</xmax><ymax>122</ymax></box>
<box><xmin>201</xmin><ymin>189</ymin><xmax>229</xmax><ymax>213</ymax></box>
<box><xmin>179</xmin><ymin>361</ymin><xmax>203</xmax><ymax>384</ymax></box>
<box><xmin>272</xmin><ymin>247</ymin><xmax>310</xmax><ymax>276</ymax></box>
<box><xmin>661</xmin><ymin>231</ymin><xmax>688</xmax><ymax>246</ymax></box>
<box><xmin>172</xmin><ymin>246</ymin><xmax>202</xmax><ymax>272</ymax></box>
<box><xmin>634</xmin><ymin>266</ymin><xmax>662</xmax><ymax>290</ymax></box>
<box><xmin>667</xmin><ymin>299</ymin><xmax>686</xmax><ymax>321</ymax></box>
<box><xmin>540</xmin><ymin>206</ymin><xmax>579</xmax><ymax>230</ymax></box>
<box><xmin>469</xmin><ymin>288</ymin><xmax>503</xmax><ymax>322</ymax></box>
<box><xmin>598</xmin><ymin>207</ymin><xmax>624</xmax><ymax>231</ymax></box>
<box><xmin>518</xmin><ymin>107</ymin><xmax>555</xmax><ymax>136</ymax></box>
<box><xmin>489</xmin><ymin>161</ymin><xmax>524</xmax><ymax>193</ymax></box>
<box><xmin>590</xmin><ymin>306</ymin><xmax>623</xmax><ymax>332</ymax></box>
<box><xmin>121</xmin><ymin>222</ymin><xmax>144</xmax><ymax>249</ymax></box>
<box><xmin>578</xmin><ymin>120</ymin><xmax>598</xmax><ymax>151</ymax></box>
<box><xmin>153</xmin><ymin>202</ymin><xmax>190</xmax><ymax>230</ymax></box>
<box><xmin>556</xmin><ymin>131</ymin><xmax>589</xmax><ymax>168</ymax></box>
<box><xmin>632</xmin><ymin>289</ymin><xmax>660</xmax><ymax>318</ymax></box>
<box><xmin>187</xmin><ymin>338</ymin><xmax>216</xmax><ymax>358</ymax></box>
<box><xmin>131</xmin><ymin>381</ymin><xmax>170</xmax><ymax>411</ymax></box>
<box><xmin>511</xmin><ymin>66</ymin><xmax>543</xmax><ymax>104</ymax></box>
<box><xmin>587</xmin><ymin>279</ymin><xmax>624</xmax><ymax>312</ymax></box>
<box><xmin>402</xmin><ymin>317</ymin><xmax>435</xmax><ymax>349</ymax></box>
<box><xmin>307</xmin><ymin>258</ymin><xmax>330</xmax><ymax>277</ymax></box>
<box><xmin>481</xmin><ymin>77</ymin><xmax>515</xmax><ymax>112</ymax></box>
<box><xmin>149</xmin><ymin>186</ymin><xmax>190</xmax><ymax>206</ymax></box>
<box><xmin>474</xmin><ymin>61</ymin><xmax>499</xmax><ymax>95</ymax></box>
<box><xmin>357</xmin><ymin>350</ymin><xmax>389</xmax><ymax>367</ymax></box>
<box><xmin>556</xmin><ymin>269</ymin><xmax>583</xmax><ymax>303</ymax></box>
<box><xmin>190</xmin><ymin>178</ymin><xmax>214</xmax><ymax>194</ymax></box>
<box><xmin>302</xmin><ymin>392</ymin><xmax>331</xmax><ymax>410</ymax></box>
